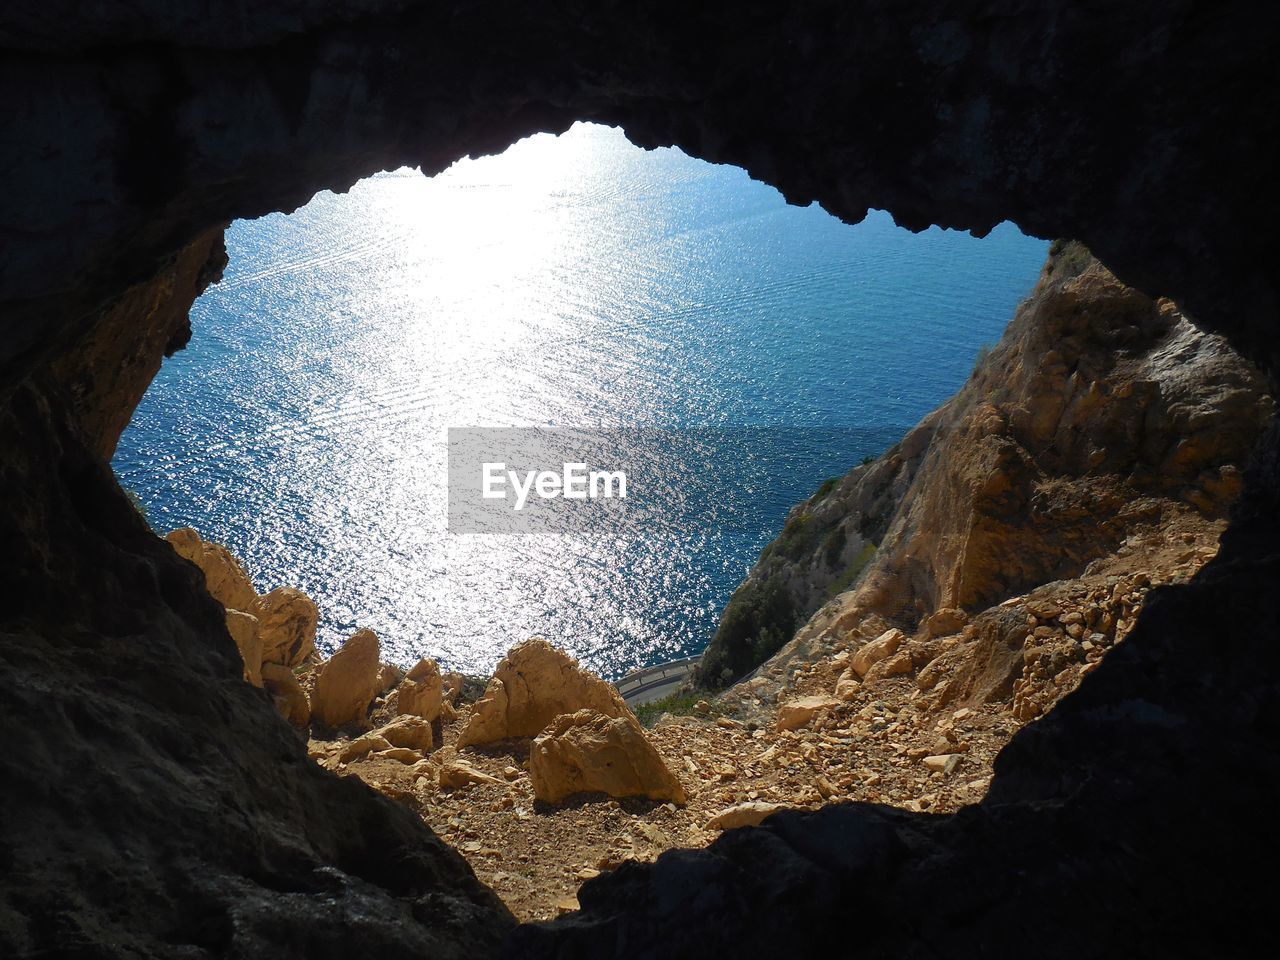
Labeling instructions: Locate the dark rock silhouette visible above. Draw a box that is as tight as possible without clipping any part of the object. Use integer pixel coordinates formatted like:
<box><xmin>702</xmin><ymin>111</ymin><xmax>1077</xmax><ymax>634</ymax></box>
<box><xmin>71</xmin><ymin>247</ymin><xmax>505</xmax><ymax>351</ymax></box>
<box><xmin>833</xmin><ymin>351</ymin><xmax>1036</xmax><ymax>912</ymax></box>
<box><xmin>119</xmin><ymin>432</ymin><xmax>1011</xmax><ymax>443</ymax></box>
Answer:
<box><xmin>1</xmin><ymin>2</ymin><xmax>1277</xmax><ymax>957</ymax></box>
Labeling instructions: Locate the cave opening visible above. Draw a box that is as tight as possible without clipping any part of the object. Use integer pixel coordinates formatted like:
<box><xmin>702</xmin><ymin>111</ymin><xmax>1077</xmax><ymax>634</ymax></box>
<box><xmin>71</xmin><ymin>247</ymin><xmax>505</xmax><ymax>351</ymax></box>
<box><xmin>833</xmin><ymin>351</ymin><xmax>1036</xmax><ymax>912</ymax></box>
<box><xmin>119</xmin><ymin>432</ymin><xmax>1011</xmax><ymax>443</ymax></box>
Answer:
<box><xmin>5</xmin><ymin>4</ymin><xmax>1278</xmax><ymax>951</ymax></box>
<box><xmin>110</xmin><ymin>121</ymin><xmax>1048</xmax><ymax>682</ymax></box>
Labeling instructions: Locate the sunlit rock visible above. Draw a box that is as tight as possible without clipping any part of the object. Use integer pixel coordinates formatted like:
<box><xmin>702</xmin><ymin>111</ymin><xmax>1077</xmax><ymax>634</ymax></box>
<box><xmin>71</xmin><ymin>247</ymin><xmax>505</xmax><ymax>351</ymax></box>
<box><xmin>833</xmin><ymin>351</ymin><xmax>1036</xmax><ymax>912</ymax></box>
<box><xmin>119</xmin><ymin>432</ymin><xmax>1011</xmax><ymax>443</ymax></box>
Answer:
<box><xmin>458</xmin><ymin>638</ymin><xmax>630</xmax><ymax>747</ymax></box>
<box><xmin>705</xmin><ymin>801</ymin><xmax>785</xmax><ymax>831</ymax></box>
<box><xmin>261</xmin><ymin>662</ymin><xmax>309</xmax><ymax>727</ymax></box>
<box><xmin>254</xmin><ymin>587</ymin><xmax>318</xmax><ymax>666</ymax></box>
<box><xmin>224</xmin><ymin>608</ymin><xmax>263</xmax><ymax>687</ymax></box>
<box><xmin>397</xmin><ymin>657</ymin><xmax>444</xmax><ymax>722</ymax></box>
<box><xmin>312</xmin><ymin>628</ymin><xmax>380</xmax><ymax>730</ymax></box>
<box><xmin>164</xmin><ymin>526</ymin><xmax>258</xmax><ymax>612</ymax></box>
<box><xmin>528</xmin><ymin>708</ymin><xmax>687</xmax><ymax>805</ymax></box>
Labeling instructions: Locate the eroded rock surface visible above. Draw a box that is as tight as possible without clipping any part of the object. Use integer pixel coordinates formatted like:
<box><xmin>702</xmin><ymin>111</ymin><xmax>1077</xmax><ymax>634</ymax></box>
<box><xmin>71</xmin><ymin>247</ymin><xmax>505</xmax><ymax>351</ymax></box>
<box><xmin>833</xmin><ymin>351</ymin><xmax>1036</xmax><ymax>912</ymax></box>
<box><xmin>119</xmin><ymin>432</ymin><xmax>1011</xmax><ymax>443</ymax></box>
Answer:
<box><xmin>459</xmin><ymin>639</ymin><xmax>631</xmax><ymax>747</ymax></box>
<box><xmin>529</xmin><ymin>709</ymin><xmax>687</xmax><ymax>806</ymax></box>
<box><xmin>312</xmin><ymin>627</ymin><xmax>382</xmax><ymax>730</ymax></box>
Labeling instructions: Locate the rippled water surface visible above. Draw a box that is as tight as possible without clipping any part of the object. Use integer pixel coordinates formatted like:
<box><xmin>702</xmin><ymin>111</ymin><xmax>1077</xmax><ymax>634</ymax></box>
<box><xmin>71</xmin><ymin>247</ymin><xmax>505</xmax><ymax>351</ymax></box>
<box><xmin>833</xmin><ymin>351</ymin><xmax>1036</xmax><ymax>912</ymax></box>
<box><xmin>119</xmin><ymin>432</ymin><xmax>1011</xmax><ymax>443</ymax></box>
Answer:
<box><xmin>113</xmin><ymin>123</ymin><xmax>1048</xmax><ymax>678</ymax></box>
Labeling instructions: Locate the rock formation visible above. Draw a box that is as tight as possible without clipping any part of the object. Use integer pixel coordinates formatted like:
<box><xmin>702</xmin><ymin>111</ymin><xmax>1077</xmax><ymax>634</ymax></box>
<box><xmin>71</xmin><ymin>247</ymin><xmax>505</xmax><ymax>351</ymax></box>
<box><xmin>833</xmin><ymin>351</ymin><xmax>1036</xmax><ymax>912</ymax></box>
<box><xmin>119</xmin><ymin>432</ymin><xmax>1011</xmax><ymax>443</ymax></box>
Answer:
<box><xmin>261</xmin><ymin>662</ymin><xmax>311</xmax><ymax>727</ymax></box>
<box><xmin>459</xmin><ymin>639</ymin><xmax>631</xmax><ymax>747</ymax></box>
<box><xmin>528</xmin><ymin>709</ymin><xmax>687</xmax><ymax>805</ymax></box>
<box><xmin>2</xmin><ymin>3</ymin><xmax>1279</xmax><ymax>957</ymax></box>
<box><xmin>312</xmin><ymin>628</ymin><xmax>381</xmax><ymax>730</ymax></box>
<box><xmin>700</xmin><ymin>245</ymin><xmax>1274</xmax><ymax>686</ymax></box>
<box><xmin>224</xmin><ymin>608</ymin><xmax>264</xmax><ymax>687</ymax></box>
<box><xmin>398</xmin><ymin>656</ymin><xmax>445</xmax><ymax>721</ymax></box>
<box><xmin>254</xmin><ymin>586</ymin><xmax>319</xmax><ymax>666</ymax></box>
<box><xmin>164</xmin><ymin>527</ymin><xmax>259</xmax><ymax>612</ymax></box>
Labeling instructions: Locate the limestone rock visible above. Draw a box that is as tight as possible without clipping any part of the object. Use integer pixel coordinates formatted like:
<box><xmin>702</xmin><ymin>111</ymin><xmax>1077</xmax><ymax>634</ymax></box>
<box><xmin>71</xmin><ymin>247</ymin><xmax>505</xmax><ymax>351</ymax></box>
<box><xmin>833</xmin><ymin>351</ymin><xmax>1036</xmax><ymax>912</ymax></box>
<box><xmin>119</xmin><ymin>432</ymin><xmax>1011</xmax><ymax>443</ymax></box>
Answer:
<box><xmin>705</xmin><ymin>802</ymin><xmax>784</xmax><ymax>831</ymax></box>
<box><xmin>527</xmin><ymin>709</ymin><xmax>687</xmax><ymax>805</ymax></box>
<box><xmin>775</xmin><ymin>695</ymin><xmax>840</xmax><ymax>731</ymax></box>
<box><xmin>398</xmin><ymin>657</ymin><xmax>444</xmax><ymax>721</ymax></box>
<box><xmin>312</xmin><ymin>628</ymin><xmax>381</xmax><ymax>730</ymax></box>
<box><xmin>339</xmin><ymin>734</ymin><xmax>393</xmax><ymax>764</ymax></box>
<box><xmin>254</xmin><ymin>587</ymin><xmax>318</xmax><ymax>666</ymax></box>
<box><xmin>922</xmin><ymin>754</ymin><xmax>962</xmax><ymax>775</ymax></box>
<box><xmin>261</xmin><ymin>662</ymin><xmax>309</xmax><ymax>727</ymax></box>
<box><xmin>458</xmin><ymin>639</ymin><xmax>630</xmax><ymax>747</ymax></box>
<box><xmin>165</xmin><ymin>527</ymin><xmax>257</xmax><ymax>612</ymax></box>
<box><xmin>373</xmin><ymin>714</ymin><xmax>433</xmax><ymax>752</ymax></box>
<box><xmin>439</xmin><ymin>757</ymin><xmax>506</xmax><ymax>790</ymax></box>
<box><xmin>864</xmin><ymin>650</ymin><xmax>914</xmax><ymax>684</ymax></box>
<box><xmin>924</xmin><ymin>608</ymin><xmax>969</xmax><ymax>638</ymax></box>
<box><xmin>224</xmin><ymin>609</ymin><xmax>263</xmax><ymax>687</ymax></box>
<box><xmin>834</xmin><ymin>668</ymin><xmax>861</xmax><ymax>701</ymax></box>
<box><xmin>375</xmin><ymin>747</ymin><xmax>423</xmax><ymax>765</ymax></box>
<box><xmin>376</xmin><ymin>662</ymin><xmax>404</xmax><ymax>694</ymax></box>
<box><xmin>852</xmin><ymin>628</ymin><xmax>906</xmax><ymax>677</ymax></box>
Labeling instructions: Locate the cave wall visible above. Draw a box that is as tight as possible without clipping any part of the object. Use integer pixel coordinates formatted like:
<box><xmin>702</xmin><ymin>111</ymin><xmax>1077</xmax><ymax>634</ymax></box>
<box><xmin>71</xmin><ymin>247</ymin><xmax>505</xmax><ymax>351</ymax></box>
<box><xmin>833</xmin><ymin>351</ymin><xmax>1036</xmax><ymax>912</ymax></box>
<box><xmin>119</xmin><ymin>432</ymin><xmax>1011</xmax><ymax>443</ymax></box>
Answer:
<box><xmin>1</xmin><ymin>1</ymin><xmax>1279</xmax><ymax>957</ymax></box>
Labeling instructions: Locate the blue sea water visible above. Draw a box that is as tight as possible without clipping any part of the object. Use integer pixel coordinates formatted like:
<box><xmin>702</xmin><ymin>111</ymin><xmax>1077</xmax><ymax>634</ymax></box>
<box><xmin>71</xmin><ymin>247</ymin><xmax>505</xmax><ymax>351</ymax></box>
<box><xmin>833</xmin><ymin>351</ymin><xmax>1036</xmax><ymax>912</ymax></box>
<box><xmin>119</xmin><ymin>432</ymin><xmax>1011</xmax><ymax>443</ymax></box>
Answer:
<box><xmin>112</xmin><ymin>123</ymin><xmax>1048</xmax><ymax>678</ymax></box>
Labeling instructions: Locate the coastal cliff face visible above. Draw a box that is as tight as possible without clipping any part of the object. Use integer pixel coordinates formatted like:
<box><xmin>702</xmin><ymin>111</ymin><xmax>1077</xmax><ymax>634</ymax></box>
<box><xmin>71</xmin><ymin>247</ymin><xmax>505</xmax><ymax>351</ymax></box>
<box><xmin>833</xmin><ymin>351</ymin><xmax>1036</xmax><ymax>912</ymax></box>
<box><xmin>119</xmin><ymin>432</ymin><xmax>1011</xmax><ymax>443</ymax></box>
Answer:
<box><xmin>1</xmin><ymin>2</ymin><xmax>1279</xmax><ymax>958</ymax></box>
<box><xmin>698</xmin><ymin>242</ymin><xmax>1273</xmax><ymax>686</ymax></box>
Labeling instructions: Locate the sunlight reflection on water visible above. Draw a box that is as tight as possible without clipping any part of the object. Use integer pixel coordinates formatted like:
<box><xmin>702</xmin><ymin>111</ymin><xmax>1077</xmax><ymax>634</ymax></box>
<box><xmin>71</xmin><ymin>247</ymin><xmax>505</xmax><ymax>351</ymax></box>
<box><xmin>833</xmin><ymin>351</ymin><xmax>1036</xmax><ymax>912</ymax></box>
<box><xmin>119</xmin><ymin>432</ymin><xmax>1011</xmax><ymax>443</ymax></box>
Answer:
<box><xmin>113</xmin><ymin>123</ymin><xmax>1048</xmax><ymax>678</ymax></box>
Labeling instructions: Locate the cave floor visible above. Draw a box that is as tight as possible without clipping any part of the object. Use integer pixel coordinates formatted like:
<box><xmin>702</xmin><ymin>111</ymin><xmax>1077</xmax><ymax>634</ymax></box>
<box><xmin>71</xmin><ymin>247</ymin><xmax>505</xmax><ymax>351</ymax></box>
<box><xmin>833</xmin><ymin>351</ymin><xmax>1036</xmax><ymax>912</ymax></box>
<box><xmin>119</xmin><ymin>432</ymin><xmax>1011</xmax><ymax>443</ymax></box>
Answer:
<box><xmin>313</xmin><ymin>509</ymin><xmax>1221</xmax><ymax>921</ymax></box>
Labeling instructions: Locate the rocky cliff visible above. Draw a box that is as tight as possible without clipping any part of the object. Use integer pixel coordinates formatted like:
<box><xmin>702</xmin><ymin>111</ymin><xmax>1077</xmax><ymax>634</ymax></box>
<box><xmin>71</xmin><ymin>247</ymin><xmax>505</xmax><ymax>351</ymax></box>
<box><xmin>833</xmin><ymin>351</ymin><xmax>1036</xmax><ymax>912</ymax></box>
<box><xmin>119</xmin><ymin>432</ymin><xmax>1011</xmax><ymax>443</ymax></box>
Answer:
<box><xmin>698</xmin><ymin>241</ymin><xmax>1273</xmax><ymax>687</ymax></box>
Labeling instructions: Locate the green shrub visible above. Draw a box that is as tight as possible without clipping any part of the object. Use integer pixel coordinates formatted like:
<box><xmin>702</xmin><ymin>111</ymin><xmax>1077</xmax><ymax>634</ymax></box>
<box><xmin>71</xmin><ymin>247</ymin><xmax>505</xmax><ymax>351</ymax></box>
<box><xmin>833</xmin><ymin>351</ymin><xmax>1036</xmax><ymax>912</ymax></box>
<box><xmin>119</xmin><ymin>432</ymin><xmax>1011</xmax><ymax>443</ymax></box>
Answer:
<box><xmin>696</xmin><ymin>575</ymin><xmax>796</xmax><ymax>688</ymax></box>
<box><xmin>633</xmin><ymin>691</ymin><xmax>710</xmax><ymax>727</ymax></box>
<box><xmin>825</xmin><ymin>542</ymin><xmax>877</xmax><ymax>600</ymax></box>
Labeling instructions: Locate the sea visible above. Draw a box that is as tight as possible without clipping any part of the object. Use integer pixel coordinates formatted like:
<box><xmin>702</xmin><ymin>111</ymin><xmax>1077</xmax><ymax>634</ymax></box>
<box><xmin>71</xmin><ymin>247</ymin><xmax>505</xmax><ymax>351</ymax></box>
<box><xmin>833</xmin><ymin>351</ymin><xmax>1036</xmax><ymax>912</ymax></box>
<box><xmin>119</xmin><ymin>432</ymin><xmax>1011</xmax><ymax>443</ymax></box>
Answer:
<box><xmin>112</xmin><ymin>122</ymin><xmax>1048</xmax><ymax>679</ymax></box>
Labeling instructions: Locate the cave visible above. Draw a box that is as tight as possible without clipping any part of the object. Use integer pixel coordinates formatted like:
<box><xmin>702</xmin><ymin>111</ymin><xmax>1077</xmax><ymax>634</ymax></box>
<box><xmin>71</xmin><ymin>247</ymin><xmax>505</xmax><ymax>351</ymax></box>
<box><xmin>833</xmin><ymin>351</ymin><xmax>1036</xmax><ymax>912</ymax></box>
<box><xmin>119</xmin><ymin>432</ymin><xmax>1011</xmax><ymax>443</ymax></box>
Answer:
<box><xmin>2</xmin><ymin>3</ymin><xmax>1278</xmax><ymax>958</ymax></box>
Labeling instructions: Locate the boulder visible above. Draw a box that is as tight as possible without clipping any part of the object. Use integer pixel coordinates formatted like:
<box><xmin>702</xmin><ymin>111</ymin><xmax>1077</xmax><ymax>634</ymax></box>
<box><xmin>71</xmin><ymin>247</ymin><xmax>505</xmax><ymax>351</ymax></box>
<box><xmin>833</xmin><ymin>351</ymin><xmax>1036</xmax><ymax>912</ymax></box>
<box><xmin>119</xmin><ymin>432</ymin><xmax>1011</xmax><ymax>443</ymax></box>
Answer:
<box><xmin>312</xmin><ymin>628</ymin><xmax>381</xmax><ymax>730</ymax></box>
<box><xmin>774</xmin><ymin>695</ymin><xmax>841</xmax><ymax>731</ymax></box>
<box><xmin>438</xmin><ymin>757</ymin><xmax>506</xmax><ymax>790</ymax></box>
<box><xmin>260</xmin><ymin>662</ymin><xmax>310</xmax><ymax>727</ymax></box>
<box><xmin>443</xmin><ymin>671</ymin><xmax>466</xmax><ymax>702</ymax></box>
<box><xmin>224</xmin><ymin>609</ymin><xmax>263</xmax><ymax>687</ymax></box>
<box><xmin>458</xmin><ymin>639</ymin><xmax>630</xmax><ymax>747</ymax></box>
<box><xmin>705</xmin><ymin>802</ymin><xmax>785</xmax><ymax>831</ymax></box>
<box><xmin>254</xmin><ymin>587</ymin><xmax>318</xmax><ymax>666</ymax></box>
<box><xmin>339</xmin><ymin>734</ymin><xmax>393</xmax><ymax>764</ymax></box>
<box><xmin>165</xmin><ymin>527</ymin><xmax>258</xmax><ymax>612</ymax></box>
<box><xmin>924</xmin><ymin>608</ymin><xmax>969</xmax><ymax>638</ymax></box>
<box><xmin>373</xmin><ymin>714</ymin><xmax>433</xmax><ymax>752</ymax></box>
<box><xmin>528</xmin><ymin>709</ymin><xmax>687</xmax><ymax>805</ymax></box>
<box><xmin>851</xmin><ymin>628</ymin><xmax>906</xmax><ymax>677</ymax></box>
<box><xmin>864</xmin><ymin>650</ymin><xmax>914</xmax><ymax>684</ymax></box>
<box><xmin>834</xmin><ymin>669</ymin><xmax>861</xmax><ymax>701</ymax></box>
<box><xmin>375</xmin><ymin>747</ymin><xmax>423</xmax><ymax>765</ymax></box>
<box><xmin>376</xmin><ymin>662</ymin><xmax>404</xmax><ymax>694</ymax></box>
<box><xmin>397</xmin><ymin>657</ymin><xmax>444</xmax><ymax>721</ymax></box>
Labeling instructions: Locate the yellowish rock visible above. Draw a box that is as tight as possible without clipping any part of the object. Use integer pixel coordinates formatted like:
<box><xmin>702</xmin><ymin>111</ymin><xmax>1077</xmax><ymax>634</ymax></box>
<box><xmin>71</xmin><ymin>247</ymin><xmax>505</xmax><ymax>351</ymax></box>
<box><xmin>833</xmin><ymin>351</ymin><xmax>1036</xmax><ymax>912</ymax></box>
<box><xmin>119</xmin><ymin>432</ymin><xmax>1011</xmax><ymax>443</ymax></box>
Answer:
<box><xmin>458</xmin><ymin>639</ymin><xmax>631</xmax><ymax>747</ymax></box>
<box><xmin>834</xmin><ymin>668</ymin><xmax>861</xmax><ymax>701</ymax></box>
<box><xmin>261</xmin><ymin>662</ymin><xmax>309</xmax><ymax>727</ymax></box>
<box><xmin>705</xmin><ymin>801</ymin><xmax>784</xmax><ymax>831</ymax></box>
<box><xmin>438</xmin><ymin>757</ymin><xmax>506</xmax><ymax>789</ymax></box>
<box><xmin>373</xmin><ymin>714</ymin><xmax>434</xmax><ymax>752</ymax></box>
<box><xmin>528</xmin><ymin>708</ymin><xmax>687</xmax><ymax>805</ymax></box>
<box><xmin>851</xmin><ymin>628</ymin><xmax>906</xmax><ymax>677</ymax></box>
<box><xmin>375</xmin><ymin>747</ymin><xmax>423</xmax><ymax>764</ymax></box>
<box><xmin>339</xmin><ymin>734</ymin><xmax>393</xmax><ymax>763</ymax></box>
<box><xmin>312</xmin><ymin>628</ymin><xmax>381</xmax><ymax>730</ymax></box>
<box><xmin>375</xmin><ymin>662</ymin><xmax>403</xmax><ymax>694</ymax></box>
<box><xmin>924</xmin><ymin>608</ymin><xmax>969</xmax><ymax>638</ymax></box>
<box><xmin>165</xmin><ymin>527</ymin><xmax>258</xmax><ymax>612</ymax></box>
<box><xmin>254</xmin><ymin>587</ymin><xmax>318</xmax><ymax>666</ymax></box>
<box><xmin>224</xmin><ymin>609</ymin><xmax>263</xmax><ymax>687</ymax></box>
<box><xmin>397</xmin><ymin>657</ymin><xmax>444</xmax><ymax>721</ymax></box>
<box><xmin>774</xmin><ymin>695</ymin><xmax>840</xmax><ymax>731</ymax></box>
